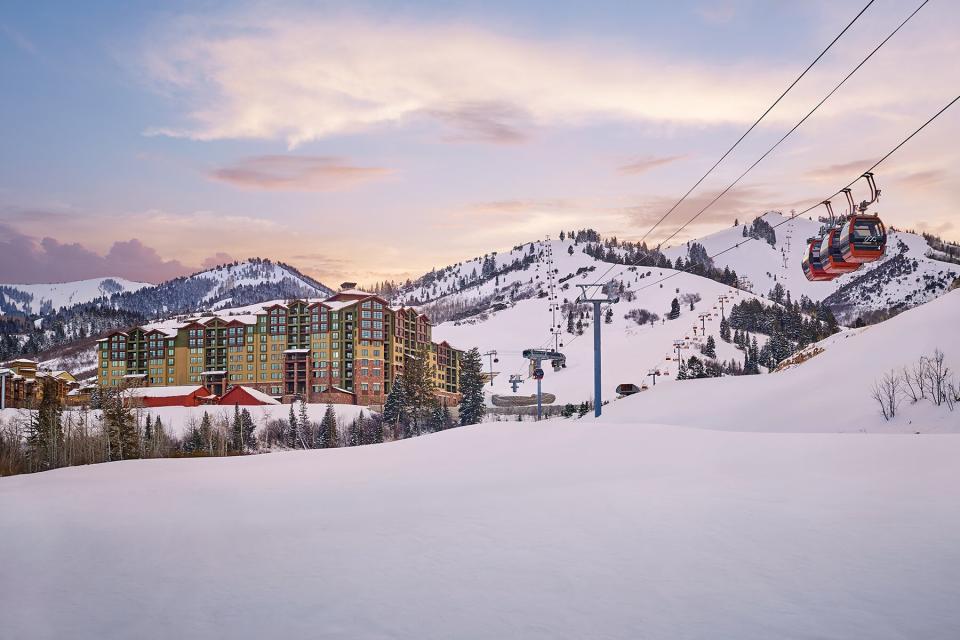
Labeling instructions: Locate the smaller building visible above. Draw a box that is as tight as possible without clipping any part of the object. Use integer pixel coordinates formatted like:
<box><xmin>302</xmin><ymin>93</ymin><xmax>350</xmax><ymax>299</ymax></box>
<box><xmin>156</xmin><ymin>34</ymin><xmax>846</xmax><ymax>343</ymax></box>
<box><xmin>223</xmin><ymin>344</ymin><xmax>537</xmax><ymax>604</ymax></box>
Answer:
<box><xmin>219</xmin><ymin>385</ymin><xmax>281</xmax><ymax>406</ymax></box>
<box><xmin>126</xmin><ymin>385</ymin><xmax>216</xmax><ymax>408</ymax></box>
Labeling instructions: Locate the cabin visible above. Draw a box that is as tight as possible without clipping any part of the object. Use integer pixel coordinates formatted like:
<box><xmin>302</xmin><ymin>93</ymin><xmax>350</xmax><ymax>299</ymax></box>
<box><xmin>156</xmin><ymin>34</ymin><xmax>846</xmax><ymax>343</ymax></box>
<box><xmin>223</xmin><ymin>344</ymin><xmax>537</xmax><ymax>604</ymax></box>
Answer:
<box><xmin>218</xmin><ymin>386</ymin><xmax>281</xmax><ymax>406</ymax></box>
<box><xmin>125</xmin><ymin>385</ymin><xmax>216</xmax><ymax>408</ymax></box>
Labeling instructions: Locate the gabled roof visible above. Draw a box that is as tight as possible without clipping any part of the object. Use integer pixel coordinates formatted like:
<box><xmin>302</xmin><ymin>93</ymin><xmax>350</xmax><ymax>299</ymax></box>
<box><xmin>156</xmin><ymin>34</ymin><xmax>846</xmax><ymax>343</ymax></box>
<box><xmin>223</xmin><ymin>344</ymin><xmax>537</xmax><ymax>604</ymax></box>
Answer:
<box><xmin>222</xmin><ymin>386</ymin><xmax>281</xmax><ymax>405</ymax></box>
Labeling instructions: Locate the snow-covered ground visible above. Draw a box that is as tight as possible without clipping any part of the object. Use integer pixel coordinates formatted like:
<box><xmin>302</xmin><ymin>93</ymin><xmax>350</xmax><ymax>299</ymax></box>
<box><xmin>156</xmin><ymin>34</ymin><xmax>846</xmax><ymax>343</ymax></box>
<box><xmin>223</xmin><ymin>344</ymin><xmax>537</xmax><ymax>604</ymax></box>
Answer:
<box><xmin>0</xmin><ymin>277</ymin><xmax>151</xmax><ymax>314</ymax></box>
<box><xmin>2</xmin><ymin>418</ymin><xmax>959</xmax><ymax>639</ymax></box>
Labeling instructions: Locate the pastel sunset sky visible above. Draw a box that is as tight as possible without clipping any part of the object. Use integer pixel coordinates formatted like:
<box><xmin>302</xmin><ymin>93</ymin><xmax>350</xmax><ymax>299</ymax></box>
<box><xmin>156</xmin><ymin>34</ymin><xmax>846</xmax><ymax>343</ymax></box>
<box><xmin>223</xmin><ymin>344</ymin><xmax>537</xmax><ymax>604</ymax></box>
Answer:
<box><xmin>1</xmin><ymin>0</ymin><xmax>958</xmax><ymax>285</ymax></box>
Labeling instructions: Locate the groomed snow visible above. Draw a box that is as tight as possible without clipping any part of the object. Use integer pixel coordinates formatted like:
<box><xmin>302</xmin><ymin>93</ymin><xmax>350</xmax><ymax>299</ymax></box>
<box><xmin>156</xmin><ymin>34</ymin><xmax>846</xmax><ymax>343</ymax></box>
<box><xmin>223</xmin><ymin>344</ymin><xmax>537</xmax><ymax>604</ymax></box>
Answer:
<box><xmin>1</xmin><ymin>419</ymin><xmax>959</xmax><ymax>639</ymax></box>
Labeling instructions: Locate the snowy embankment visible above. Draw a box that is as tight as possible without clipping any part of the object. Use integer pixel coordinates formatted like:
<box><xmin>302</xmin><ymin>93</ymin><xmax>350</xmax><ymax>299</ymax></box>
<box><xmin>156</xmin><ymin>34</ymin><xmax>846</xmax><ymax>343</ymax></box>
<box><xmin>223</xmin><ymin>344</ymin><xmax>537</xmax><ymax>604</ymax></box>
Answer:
<box><xmin>2</xmin><ymin>419</ymin><xmax>959</xmax><ymax>639</ymax></box>
<box><xmin>600</xmin><ymin>288</ymin><xmax>960</xmax><ymax>433</ymax></box>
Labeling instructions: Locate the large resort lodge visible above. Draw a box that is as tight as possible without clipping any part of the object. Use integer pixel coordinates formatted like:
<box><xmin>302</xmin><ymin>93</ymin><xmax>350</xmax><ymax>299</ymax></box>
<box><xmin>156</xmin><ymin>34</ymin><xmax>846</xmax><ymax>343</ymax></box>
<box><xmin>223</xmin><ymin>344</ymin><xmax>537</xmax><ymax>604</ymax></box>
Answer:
<box><xmin>96</xmin><ymin>284</ymin><xmax>463</xmax><ymax>406</ymax></box>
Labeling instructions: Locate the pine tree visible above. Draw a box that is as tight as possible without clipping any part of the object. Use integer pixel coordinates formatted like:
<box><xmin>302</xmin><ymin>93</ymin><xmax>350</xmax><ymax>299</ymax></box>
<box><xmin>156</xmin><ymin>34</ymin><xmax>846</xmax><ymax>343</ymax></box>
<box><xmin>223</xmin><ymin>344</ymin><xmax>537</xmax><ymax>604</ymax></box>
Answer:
<box><xmin>703</xmin><ymin>335</ymin><xmax>717</xmax><ymax>358</ymax></box>
<box><xmin>382</xmin><ymin>377</ymin><xmax>409</xmax><ymax>438</ymax></box>
<box><xmin>200</xmin><ymin>412</ymin><xmax>213</xmax><ymax>455</ymax></box>
<box><xmin>143</xmin><ymin>414</ymin><xmax>154</xmax><ymax>457</ymax></box>
<box><xmin>288</xmin><ymin>403</ymin><xmax>299</xmax><ymax>448</ymax></box>
<box><xmin>686</xmin><ymin>356</ymin><xmax>705</xmax><ymax>379</ymax></box>
<box><xmin>240</xmin><ymin>409</ymin><xmax>256</xmax><ymax>451</ymax></box>
<box><xmin>401</xmin><ymin>348</ymin><xmax>437</xmax><ymax>437</ymax></box>
<box><xmin>348</xmin><ymin>413</ymin><xmax>363</xmax><ymax>447</ymax></box>
<box><xmin>720</xmin><ymin>317</ymin><xmax>731</xmax><ymax>342</ymax></box>
<box><xmin>668</xmin><ymin>297</ymin><xmax>681</xmax><ymax>320</ymax></box>
<box><xmin>458</xmin><ymin>347</ymin><xmax>486</xmax><ymax>426</ymax></box>
<box><xmin>604</xmin><ymin>308</ymin><xmax>613</xmax><ymax>324</ymax></box>
<box><xmin>321</xmin><ymin>404</ymin><xmax>338</xmax><ymax>448</ymax></box>
<box><xmin>102</xmin><ymin>386</ymin><xmax>138</xmax><ymax>461</ymax></box>
<box><xmin>231</xmin><ymin>404</ymin><xmax>243</xmax><ymax>453</ymax></box>
<box><xmin>297</xmin><ymin>398</ymin><xmax>310</xmax><ymax>449</ymax></box>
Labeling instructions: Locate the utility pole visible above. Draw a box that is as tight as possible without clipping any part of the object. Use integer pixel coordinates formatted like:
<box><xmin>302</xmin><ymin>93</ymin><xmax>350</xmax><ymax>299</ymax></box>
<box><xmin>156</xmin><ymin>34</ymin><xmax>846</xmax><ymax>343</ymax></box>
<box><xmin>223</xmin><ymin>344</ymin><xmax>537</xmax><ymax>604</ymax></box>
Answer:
<box><xmin>482</xmin><ymin>350</ymin><xmax>498</xmax><ymax>387</ymax></box>
<box><xmin>576</xmin><ymin>283</ymin><xmax>619</xmax><ymax>418</ymax></box>
<box><xmin>508</xmin><ymin>374</ymin><xmax>522</xmax><ymax>393</ymax></box>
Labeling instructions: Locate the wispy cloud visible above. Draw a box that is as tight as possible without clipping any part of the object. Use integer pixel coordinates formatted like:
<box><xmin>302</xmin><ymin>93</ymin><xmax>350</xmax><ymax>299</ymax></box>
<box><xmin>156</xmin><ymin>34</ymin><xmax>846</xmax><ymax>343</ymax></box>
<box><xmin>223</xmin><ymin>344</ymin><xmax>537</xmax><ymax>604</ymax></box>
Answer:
<box><xmin>1</xmin><ymin>24</ymin><xmax>37</xmax><ymax>55</ymax></box>
<box><xmin>804</xmin><ymin>159</ymin><xmax>873</xmax><ymax>181</ymax></box>
<box><xmin>617</xmin><ymin>155</ymin><xmax>686</xmax><ymax>175</ymax></box>
<box><xmin>208</xmin><ymin>156</ymin><xmax>393</xmax><ymax>191</ymax></box>
<box><xmin>140</xmin><ymin>12</ymin><xmax>800</xmax><ymax>148</ymax></box>
<box><xmin>429</xmin><ymin>102</ymin><xmax>530</xmax><ymax>144</ymax></box>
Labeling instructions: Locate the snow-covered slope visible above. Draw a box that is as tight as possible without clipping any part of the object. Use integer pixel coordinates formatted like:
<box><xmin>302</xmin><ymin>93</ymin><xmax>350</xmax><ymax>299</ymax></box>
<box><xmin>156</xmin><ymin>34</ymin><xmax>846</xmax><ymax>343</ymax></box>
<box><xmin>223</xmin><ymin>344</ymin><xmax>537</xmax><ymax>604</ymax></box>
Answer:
<box><xmin>663</xmin><ymin>211</ymin><xmax>958</xmax><ymax>317</ymax></box>
<box><xmin>599</xmin><ymin>288</ymin><xmax>960</xmax><ymax>433</ymax></box>
<box><xmin>0</xmin><ymin>277</ymin><xmax>150</xmax><ymax>315</ymax></box>
<box><xmin>3</xmin><ymin>415</ymin><xmax>959</xmax><ymax>639</ymax></box>
<box><xmin>432</xmin><ymin>263</ymin><xmax>760</xmax><ymax>407</ymax></box>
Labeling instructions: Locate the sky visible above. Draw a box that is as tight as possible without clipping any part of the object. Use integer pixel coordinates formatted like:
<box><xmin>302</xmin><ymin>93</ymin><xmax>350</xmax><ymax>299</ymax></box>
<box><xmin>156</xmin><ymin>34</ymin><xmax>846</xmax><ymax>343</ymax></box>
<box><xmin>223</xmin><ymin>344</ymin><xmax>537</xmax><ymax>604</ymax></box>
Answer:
<box><xmin>1</xmin><ymin>0</ymin><xmax>958</xmax><ymax>286</ymax></box>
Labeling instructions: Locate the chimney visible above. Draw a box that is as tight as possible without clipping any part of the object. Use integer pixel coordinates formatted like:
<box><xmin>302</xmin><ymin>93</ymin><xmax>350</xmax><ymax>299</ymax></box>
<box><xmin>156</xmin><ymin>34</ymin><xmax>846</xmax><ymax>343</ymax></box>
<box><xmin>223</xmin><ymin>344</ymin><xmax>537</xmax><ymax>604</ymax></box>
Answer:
<box><xmin>340</xmin><ymin>281</ymin><xmax>357</xmax><ymax>291</ymax></box>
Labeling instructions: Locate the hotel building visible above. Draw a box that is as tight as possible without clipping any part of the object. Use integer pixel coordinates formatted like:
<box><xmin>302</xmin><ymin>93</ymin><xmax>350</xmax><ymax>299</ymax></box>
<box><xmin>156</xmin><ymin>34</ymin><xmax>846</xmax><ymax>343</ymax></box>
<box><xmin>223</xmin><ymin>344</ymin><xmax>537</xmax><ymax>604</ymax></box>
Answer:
<box><xmin>97</xmin><ymin>284</ymin><xmax>463</xmax><ymax>406</ymax></box>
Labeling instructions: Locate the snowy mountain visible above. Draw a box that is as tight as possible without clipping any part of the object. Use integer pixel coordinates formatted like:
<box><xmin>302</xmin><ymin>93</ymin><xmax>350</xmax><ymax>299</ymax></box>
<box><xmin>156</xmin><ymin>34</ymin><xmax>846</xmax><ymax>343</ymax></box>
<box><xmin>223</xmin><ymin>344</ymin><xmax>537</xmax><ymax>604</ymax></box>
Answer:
<box><xmin>0</xmin><ymin>259</ymin><xmax>334</xmax><ymax>364</ymax></box>
<box><xmin>105</xmin><ymin>258</ymin><xmax>334</xmax><ymax>318</ymax></box>
<box><xmin>662</xmin><ymin>211</ymin><xmax>959</xmax><ymax>321</ymax></box>
<box><xmin>0</xmin><ymin>277</ymin><xmax>150</xmax><ymax>315</ymax></box>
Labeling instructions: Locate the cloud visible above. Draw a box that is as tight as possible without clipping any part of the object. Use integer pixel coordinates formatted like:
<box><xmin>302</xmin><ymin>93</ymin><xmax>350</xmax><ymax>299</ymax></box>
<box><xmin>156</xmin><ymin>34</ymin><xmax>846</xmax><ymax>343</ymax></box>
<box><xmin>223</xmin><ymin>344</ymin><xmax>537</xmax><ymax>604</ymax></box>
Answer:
<box><xmin>896</xmin><ymin>169</ymin><xmax>947</xmax><ymax>189</ymax></box>
<box><xmin>0</xmin><ymin>222</ymin><xmax>211</xmax><ymax>285</ymax></box>
<box><xmin>429</xmin><ymin>102</ymin><xmax>530</xmax><ymax>144</ymax></box>
<box><xmin>804</xmin><ymin>159</ymin><xmax>874</xmax><ymax>181</ymax></box>
<box><xmin>617</xmin><ymin>155</ymin><xmax>686</xmax><ymax>175</ymax></box>
<box><xmin>202</xmin><ymin>252</ymin><xmax>234</xmax><ymax>268</ymax></box>
<box><xmin>1</xmin><ymin>24</ymin><xmax>37</xmax><ymax>55</ymax></box>
<box><xmin>140</xmin><ymin>12</ymin><xmax>802</xmax><ymax>147</ymax></box>
<box><xmin>208</xmin><ymin>156</ymin><xmax>393</xmax><ymax>191</ymax></box>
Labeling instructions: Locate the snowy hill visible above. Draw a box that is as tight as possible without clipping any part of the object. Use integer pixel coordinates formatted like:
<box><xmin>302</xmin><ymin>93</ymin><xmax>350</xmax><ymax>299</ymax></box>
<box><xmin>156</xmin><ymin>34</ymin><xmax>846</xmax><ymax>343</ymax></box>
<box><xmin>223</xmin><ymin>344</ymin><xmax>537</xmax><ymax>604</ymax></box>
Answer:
<box><xmin>0</xmin><ymin>277</ymin><xmax>150</xmax><ymax>315</ymax></box>
<box><xmin>431</xmin><ymin>261</ymin><xmax>763</xmax><ymax>407</ymax></box>
<box><xmin>662</xmin><ymin>211</ymin><xmax>959</xmax><ymax>320</ymax></box>
<box><xmin>599</xmin><ymin>288</ymin><xmax>960</xmax><ymax>433</ymax></box>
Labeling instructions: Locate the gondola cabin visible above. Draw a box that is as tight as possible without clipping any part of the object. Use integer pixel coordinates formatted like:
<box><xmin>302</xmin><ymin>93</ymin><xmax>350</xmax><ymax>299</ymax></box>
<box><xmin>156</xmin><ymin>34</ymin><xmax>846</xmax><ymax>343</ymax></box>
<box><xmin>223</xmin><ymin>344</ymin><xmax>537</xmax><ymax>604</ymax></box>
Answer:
<box><xmin>819</xmin><ymin>228</ymin><xmax>860</xmax><ymax>276</ymax></box>
<box><xmin>616</xmin><ymin>383</ymin><xmax>642</xmax><ymax>397</ymax></box>
<box><xmin>836</xmin><ymin>215</ymin><xmax>886</xmax><ymax>264</ymax></box>
<box><xmin>801</xmin><ymin>237</ymin><xmax>835</xmax><ymax>281</ymax></box>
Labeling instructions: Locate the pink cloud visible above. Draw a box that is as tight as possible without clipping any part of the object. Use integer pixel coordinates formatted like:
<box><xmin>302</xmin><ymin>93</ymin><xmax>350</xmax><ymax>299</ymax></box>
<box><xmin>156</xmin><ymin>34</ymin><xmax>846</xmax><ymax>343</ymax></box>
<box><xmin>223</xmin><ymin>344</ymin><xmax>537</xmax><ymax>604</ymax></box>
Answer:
<box><xmin>0</xmin><ymin>223</ymin><xmax>205</xmax><ymax>285</ymax></box>
<box><xmin>209</xmin><ymin>156</ymin><xmax>393</xmax><ymax>191</ymax></box>
<box><xmin>618</xmin><ymin>155</ymin><xmax>686</xmax><ymax>175</ymax></box>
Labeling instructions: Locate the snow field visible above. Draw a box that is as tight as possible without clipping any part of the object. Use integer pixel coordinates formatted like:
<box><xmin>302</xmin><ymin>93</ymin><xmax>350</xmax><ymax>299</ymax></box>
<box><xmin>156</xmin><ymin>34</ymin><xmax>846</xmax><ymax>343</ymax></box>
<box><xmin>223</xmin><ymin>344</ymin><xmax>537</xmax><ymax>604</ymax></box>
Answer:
<box><xmin>2</xmin><ymin>418</ymin><xmax>959</xmax><ymax>639</ymax></box>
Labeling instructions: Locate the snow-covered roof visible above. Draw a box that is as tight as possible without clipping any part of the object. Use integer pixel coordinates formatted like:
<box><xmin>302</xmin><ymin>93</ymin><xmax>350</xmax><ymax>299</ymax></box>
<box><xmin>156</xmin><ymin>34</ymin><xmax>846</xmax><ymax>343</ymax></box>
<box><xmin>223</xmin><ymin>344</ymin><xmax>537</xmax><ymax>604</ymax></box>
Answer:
<box><xmin>284</xmin><ymin>348</ymin><xmax>310</xmax><ymax>354</ymax></box>
<box><xmin>201</xmin><ymin>370</ymin><xmax>227</xmax><ymax>376</ymax></box>
<box><xmin>126</xmin><ymin>385</ymin><xmax>208</xmax><ymax>398</ymax></box>
<box><xmin>324</xmin><ymin>300</ymin><xmax>353</xmax><ymax>311</ymax></box>
<box><xmin>123</xmin><ymin>373</ymin><xmax>147</xmax><ymax>379</ymax></box>
<box><xmin>225</xmin><ymin>386</ymin><xmax>281</xmax><ymax>405</ymax></box>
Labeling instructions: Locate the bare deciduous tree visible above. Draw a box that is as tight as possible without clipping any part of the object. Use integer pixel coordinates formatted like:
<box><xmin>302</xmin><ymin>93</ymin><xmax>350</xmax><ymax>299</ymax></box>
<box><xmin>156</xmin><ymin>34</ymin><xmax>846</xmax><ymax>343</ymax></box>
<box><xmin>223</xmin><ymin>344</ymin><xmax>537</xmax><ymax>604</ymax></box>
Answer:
<box><xmin>871</xmin><ymin>369</ymin><xmax>902</xmax><ymax>421</ymax></box>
